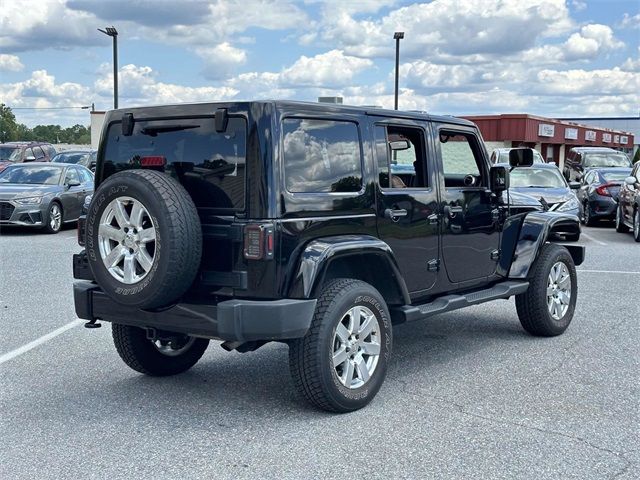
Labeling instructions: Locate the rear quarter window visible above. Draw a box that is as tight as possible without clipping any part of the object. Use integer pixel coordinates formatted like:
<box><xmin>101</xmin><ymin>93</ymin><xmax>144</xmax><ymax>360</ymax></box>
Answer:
<box><xmin>282</xmin><ymin>118</ymin><xmax>362</xmax><ymax>193</ymax></box>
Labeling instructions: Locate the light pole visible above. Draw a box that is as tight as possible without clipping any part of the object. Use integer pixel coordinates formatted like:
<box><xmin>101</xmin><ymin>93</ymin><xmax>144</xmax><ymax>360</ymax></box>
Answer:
<box><xmin>98</xmin><ymin>26</ymin><xmax>118</xmax><ymax>109</ymax></box>
<box><xmin>393</xmin><ymin>32</ymin><xmax>404</xmax><ymax>110</ymax></box>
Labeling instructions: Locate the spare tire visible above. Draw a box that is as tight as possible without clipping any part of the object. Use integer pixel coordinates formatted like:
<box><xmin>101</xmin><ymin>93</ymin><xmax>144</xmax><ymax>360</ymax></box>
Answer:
<box><xmin>85</xmin><ymin>169</ymin><xmax>202</xmax><ymax>309</ymax></box>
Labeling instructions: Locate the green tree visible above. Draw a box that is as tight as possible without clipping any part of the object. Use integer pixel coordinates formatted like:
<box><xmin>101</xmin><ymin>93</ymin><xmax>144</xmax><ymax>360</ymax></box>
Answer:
<box><xmin>0</xmin><ymin>103</ymin><xmax>19</xmax><ymax>142</ymax></box>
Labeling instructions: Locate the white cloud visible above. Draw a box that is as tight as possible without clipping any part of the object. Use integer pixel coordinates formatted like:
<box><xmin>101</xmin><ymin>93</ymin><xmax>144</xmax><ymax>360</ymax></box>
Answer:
<box><xmin>619</xmin><ymin>12</ymin><xmax>640</xmax><ymax>29</ymax></box>
<box><xmin>0</xmin><ymin>54</ymin><xmax>24</xmax><ymax>72</ymax></box>
<box><xmin>311</xmin><ymin>0</ymin><xmax>575</xmax><ymax>60</ymax></box>
<box><xmin>571</xmin><ymin>1</ymin><xmax>587</xmax><ymax>12</ymax></box>
<box><xmin>535</xmin><ymin>68</ymin><xmax>640</xmax><ymax>96</ymax></box>
<box><xmin>195</xmin><ymin>43</ymin><xmax>248</xmax><ymax>80</ymax></box>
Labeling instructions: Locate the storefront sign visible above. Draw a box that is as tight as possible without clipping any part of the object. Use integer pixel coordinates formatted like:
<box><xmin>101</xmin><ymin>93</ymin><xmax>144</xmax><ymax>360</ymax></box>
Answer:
<box><xmin>585</xmin><ymin>130</ymin><xmax>596</xmax><ymax>141</ymax></box>
<box><xmin>564</xmin><ymin>128</ymin><xmax>578</xmax><ymax>140</ymax></box>
<box><xmin>602</xmin><ymin>133</ymin><xmax>612</xmax><ymax>143</ymax></box>
<box><xmin>620</xmin><ymin>135</ymin><xmax>628</xmax><ymax>144</ymax></box>
<box><xmin>614</xmin><ymin>135</ymin><xmax>620</xmax><ymax>143</ymax></box>
<box><xmin>538</xmin><ymin>124</ymin><xmax>555</xmax><ymax>137</ymax></box>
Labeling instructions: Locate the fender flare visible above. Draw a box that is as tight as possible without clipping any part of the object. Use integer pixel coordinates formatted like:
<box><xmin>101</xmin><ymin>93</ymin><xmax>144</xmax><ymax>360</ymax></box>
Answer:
<box><xmin>503</xmin><ymin>212</ymin><xmax>585</xmax><ymax>279</ymax></box>
<box><xmin>286</xmin><ymin>235</ymin><xmax>411</xmax><ymax>304</ymax></box>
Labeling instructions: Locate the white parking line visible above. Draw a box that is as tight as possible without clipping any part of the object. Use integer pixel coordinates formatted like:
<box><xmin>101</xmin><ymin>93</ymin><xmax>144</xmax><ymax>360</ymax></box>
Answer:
<box><xmin>0</xmin><ymin>319</ymin><xmax>84</xmax><ymax>365</ymax></box>
<box><xmin>578</xmin><ymin>269</ymin><xmax>640</xmax><ymax>275</ymax></box>
<box><xmin>580</xmin><ymin>232</ymin><xmax>607</xmax><ymax>246</ymax></box>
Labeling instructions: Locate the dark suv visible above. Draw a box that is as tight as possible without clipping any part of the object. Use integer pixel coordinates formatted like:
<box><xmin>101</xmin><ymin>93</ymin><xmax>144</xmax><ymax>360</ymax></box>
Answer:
<box><xmin>0</xmin><ymin>141</ymin><xmax>56</xmax><ymax>172</ymax></box>
<box><xmin>563</xmin><ymin>146</ymin><xmax>632</xmax><ymax>182</ymax></box>
<box><xmin>73</xmin><ymin>101</ymin><xmax>584</xmax><ymax>412</ymax></box>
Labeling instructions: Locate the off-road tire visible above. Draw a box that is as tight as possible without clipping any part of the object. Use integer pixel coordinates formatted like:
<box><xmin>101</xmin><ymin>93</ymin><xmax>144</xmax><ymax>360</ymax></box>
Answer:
<box><xmin>85</xmin><ymin>170</ymin><xmax>202</xmax><ymax>309</ymax></box>
<box><xmin>516</xmin><ymin>243</ymin><xmax>577</xmax><ymax>337</ymax></box>
<box><xmin>112</xmin><ymin>324</ymin><xmax>209</xmax><ymax>376</ymax></box>
<box><xmin>288</xmin><ymin>278</ymin><xmax>392</xmax><ymax>413</ymax></box>
<box><xmin>615</xmin><ymin>204</ymin><xmax>629</xmax><ymax>233</ymax></box>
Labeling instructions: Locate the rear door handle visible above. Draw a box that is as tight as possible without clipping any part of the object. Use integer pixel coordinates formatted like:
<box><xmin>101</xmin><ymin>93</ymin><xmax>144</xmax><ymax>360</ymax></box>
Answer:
<box><xmin>384</xmin><ymin>208</ymin><xmax>408</xmax><ymax>222</ymax></box>
<box><xmin>443</xmin><ymin>205</ymin><xmax>463</xmax><ymax>218</ymax></box>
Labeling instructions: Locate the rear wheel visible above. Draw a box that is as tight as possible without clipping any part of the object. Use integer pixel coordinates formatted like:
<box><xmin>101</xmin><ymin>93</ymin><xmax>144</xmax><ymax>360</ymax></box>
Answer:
<box><xmin>582</xmin><ymin>202</ymin><xmax>595</xmax><ymax>226</ymax></box>
<box><xmin>615</xmin><ymin>204</ymin><xmax>629</xmax><ymax>233</ymax></box>
<box><xmin>288</xmin><ymin>278</ymin><xmax>392</xmax><ymax>412</ymax></box>
<box><xmin>112</xmin><ymin>324</ymin><xmax>209</xmax><ymax>376</ymax></box>
<box><xmin>516</xmin><ymin>244</ymin><xmax>577</xmax><ymax>337</ymax></box>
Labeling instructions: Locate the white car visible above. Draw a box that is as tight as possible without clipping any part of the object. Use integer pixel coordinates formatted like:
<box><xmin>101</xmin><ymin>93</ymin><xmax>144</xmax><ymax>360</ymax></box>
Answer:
<box><xmin>491</xmin><ymin>148</ymin><xmax>545</xmax><ymax>165</ymax></box>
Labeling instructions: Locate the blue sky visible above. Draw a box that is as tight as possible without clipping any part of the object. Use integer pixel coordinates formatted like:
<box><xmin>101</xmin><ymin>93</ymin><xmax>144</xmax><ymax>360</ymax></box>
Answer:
<box><xmin>1</xmin><ymin>0</ymin><xmax>638</xmax><ymax>127</ymax></box>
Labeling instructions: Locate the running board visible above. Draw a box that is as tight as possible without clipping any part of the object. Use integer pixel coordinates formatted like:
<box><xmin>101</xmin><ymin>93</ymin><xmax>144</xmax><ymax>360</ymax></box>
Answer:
<box><xmin>391</xmin><ymin>280</ymin><xmax>529</xmax><ymax>324</ymax></box>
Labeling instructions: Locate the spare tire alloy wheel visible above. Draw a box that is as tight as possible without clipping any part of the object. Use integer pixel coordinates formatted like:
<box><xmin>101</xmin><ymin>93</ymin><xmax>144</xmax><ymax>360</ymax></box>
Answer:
<box><xmin>86</xmin><ymin>170</ymin><xmax>202</xmax><ymax>309</ymax></box>
<box><xmin>98</xmin><ymin>197</ymin><xmax>156</xmax><ymax>284</ymax></box>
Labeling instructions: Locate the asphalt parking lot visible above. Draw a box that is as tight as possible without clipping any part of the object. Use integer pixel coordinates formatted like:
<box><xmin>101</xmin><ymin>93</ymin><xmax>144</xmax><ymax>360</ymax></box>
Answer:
<box><xmin>1</xmin><ymin>224</ymin><xmax>638</xmax><ymax>480</ymax></box>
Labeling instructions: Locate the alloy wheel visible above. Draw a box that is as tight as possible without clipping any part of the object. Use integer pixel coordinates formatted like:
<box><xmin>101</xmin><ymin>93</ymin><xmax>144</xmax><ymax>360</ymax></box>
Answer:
<box><xmin>634</xmin><ymin>210</ymin><xmax>640</xmax><ymax>241</ymax></box>
<box><xmin>98</xmin><ymin>196</ymin><xmax>157</xmax><ymax>284</ymax></box>
<box><xmin>152</xmin><ymin>336</ymin><xmax>196</xmax><ymax>357</ymax></box>
<box><xmin>332</xmin><ymin>305</ymin><xmax>381</xmax><ymax>389</ymax></box>
<box><xmin>49</xmin><ymin>204</ymin><xmax>62</xmax><ymax>231</ymax></box>
<box><xmin>546</xmin><ymin>261</ymin><xmax>572</xmax><ymax>320</ymax></box>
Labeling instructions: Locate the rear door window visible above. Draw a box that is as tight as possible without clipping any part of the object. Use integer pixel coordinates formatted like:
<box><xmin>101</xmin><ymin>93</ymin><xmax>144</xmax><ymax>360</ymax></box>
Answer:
<box><xmin>103</xmin><ymin>116</ymin><xmax>247</xmax><ymax>210</ymax></box>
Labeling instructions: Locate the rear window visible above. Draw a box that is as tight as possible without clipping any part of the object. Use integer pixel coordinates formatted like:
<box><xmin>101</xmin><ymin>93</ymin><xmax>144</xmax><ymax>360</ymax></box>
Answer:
<box><xmin>602</xmin><ymin>171</ymin><xmax>631</xmax><ymax>182</ymax></box>
<box><xmin>103</xmin><ymin>117</ymin><xmax>247</xmax><ymax>210</ymax></box>
<box><xmin>583</xmin><ymin>153</ymin><xmax>631</xmax><ymax>168</ymax></box>
<box><xmin>283</xmin><ymin>119</ymin><xmax>362</xmax><ymax>193</ymax></box>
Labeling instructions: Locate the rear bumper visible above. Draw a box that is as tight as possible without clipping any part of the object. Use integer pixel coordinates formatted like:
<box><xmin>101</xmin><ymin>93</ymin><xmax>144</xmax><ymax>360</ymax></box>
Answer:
<box><xmin>73</xmin><ymin>281</ymin><xmax>317</xmax><ymax>342</ymax></box>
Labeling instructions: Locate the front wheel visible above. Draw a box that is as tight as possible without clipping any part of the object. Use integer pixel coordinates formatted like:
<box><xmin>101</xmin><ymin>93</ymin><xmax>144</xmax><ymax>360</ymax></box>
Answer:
<box><xmin>516</xmin><ymin>244</ymin><xmax>577</xmax><ymax>337</ymax></box>
<box><xmin>112</xmin><ymin>324</ymin><xmax>209</xmax><ymax>376</ymax></box>
<box><xmin>44</xmin><ymin>202</ymin><xmax>63</xmax><ymax>234</ymax></box>
<box><xmin>633</xmin><ymin>209</ymin><xmax>640</xmax><ymax>242</ymax></box>
<box><xmin>288</xmin><ymin>278</ymin><xmax>392</xmax><ymax>412</ymax></box>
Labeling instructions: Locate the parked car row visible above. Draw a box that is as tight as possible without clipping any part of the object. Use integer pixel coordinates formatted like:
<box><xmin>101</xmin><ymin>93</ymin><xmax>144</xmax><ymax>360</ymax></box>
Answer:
<box><xmin>494</xmin><ymin>146</ymin><xmax>637</xmax><ymax>242</ymax></box>
<box><xmin>0</xmin><ymin>162</ymin><xmax>94</xmax><ymax>233</ymax></box>
<box><xmin>0</xmin><ymin>142</ymin><xmax>97</xmax><ymax>173</ymax></box>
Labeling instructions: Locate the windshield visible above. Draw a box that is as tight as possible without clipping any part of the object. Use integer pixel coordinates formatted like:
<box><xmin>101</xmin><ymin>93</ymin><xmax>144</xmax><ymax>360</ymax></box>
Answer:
<box><xmin>52</xmin><ymin>152</ymin><xmax>90</xmax><ymax>164</ymax></box>
<box><xmin>0</xmin><ymin>165</ymin><xmax>62</xmax><ymax>185</ymax></box>
<box><xmin>0</xmin><ymin>146</ymin><xmax>22</xmax><ymax>162</ymax></box>
<box><xmin>510</xmin><ymin>167</ymin><xmax>567</xmax><ymax>188</ymax></box>
<box><xmin>498</xmin><ymin>149</ymin><xmax>544</xmax><ymax>164</ymax></box>
<box><xmin>584</xmin><ymin>153</ymin><xmax>631</xmax><ymax>168</ymax></box>
<box><xmin>602</xmin><ymin>171</ymin><xmax>632</xmax><ymax>182</ymax></box>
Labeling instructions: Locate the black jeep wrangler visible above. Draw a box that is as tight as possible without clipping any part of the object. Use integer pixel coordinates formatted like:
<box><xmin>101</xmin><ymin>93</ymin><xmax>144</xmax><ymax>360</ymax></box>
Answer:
<box><xmin>73</xmin><ymin>101</ymin><xmax>584</xmax><ymax>412</ymax></box>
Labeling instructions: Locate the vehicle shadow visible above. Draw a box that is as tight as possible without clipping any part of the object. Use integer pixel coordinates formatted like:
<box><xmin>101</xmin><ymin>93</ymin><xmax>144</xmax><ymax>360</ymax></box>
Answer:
<box><xmin>60</xmin><ymin>310</ymin><xmax>532</xmax><ymax>420</ymax></box>
<box><xmin>0</xmin><ymin>223</ymin><xmax>76</xmax><ymax>236</ymax></box>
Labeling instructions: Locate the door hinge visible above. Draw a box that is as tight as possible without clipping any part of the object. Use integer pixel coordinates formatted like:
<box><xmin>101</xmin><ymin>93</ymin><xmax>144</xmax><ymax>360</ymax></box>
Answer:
<box><xmin>490</xmin><ymin>249</ymin><xmax>501</xmax><ymax>260</ymax></box>
<box><xmin>427</xmin><ymin>259</ymin><xmax>440</xmax><ymax>272</ymax></box>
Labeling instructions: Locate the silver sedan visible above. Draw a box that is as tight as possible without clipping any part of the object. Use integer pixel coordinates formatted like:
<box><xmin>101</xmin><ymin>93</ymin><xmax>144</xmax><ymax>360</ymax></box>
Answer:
<box><xmin>0</xmin><ymin>162</ymin><xmax>94</xmax><ymax>233</ymax></box>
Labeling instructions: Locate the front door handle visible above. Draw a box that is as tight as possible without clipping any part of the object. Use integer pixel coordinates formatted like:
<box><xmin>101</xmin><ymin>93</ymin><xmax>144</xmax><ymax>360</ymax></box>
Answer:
<box><xmin>384</xmin><ymin>208</ymin><xmax>408</xmax><ymax>222</ymax></box>
<box><xmin>443</xmin><ymin>205</ymin><xmax>463</xmax><ymax>218</ymax></box>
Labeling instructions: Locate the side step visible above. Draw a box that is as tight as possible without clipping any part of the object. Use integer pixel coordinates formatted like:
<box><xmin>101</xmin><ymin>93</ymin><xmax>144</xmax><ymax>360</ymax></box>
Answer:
<box><xmin>391</xmin><ymin>280</ymin><xmax>529</xmax><ymax>324</ymax></box>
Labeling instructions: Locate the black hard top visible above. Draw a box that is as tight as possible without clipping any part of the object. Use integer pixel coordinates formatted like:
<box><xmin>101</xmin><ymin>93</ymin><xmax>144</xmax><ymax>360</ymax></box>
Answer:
<box><xmin>104</xmin><ymin>100</ymin><xmax>475</xmax><ymax>128</ymax></box>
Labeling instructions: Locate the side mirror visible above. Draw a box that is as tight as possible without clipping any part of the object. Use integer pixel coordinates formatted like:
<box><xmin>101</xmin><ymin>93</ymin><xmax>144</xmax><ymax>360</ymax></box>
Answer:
<box><xmin>569</xmin><ymin>182</ymin><xmax>580</xmax><ymax>190</ymax></box>
<box><xmin>490</xmin><ymin>165</ymin><xmax>509</xmax><ymax>193</ymax></box>
<box><xmin>508</xmin><ymin>148</ymin><xmax>534</xmax><ymax>168</ymax></box>
<box><xmin>389</xmin><ymin>139</ymin><xmax>410</xmax><ymax>151</ymax></box>
<box><xmin>625</xmin><ymin>176</ymin><xmax>636</xmax><ymax>187</ymax></box>
<box><xmin>24</xmin><ymin>155</ymin><xmax>36</xmax><ymax>162</ymax></box>
<box><xmin>66</xmin><ymin>181</ymin><xmax>81</xmax><ymax>188</ymax></box>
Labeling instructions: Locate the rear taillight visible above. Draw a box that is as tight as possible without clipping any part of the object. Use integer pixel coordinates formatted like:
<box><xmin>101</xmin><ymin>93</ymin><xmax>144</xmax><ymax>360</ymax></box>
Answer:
<box><xmin>140</xmin><ymin>156</ymin><xmax>166</xmax><ymax>167</ymax></box>
<box><xmin>595</xmin><ymin>183</ymin><xmax>617</xmax><ymax>197</ymax></box>
<box><xmin>243</xmin><ymin>224</ymin><xmax>274</xmax><ymax>260</ymax></box>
